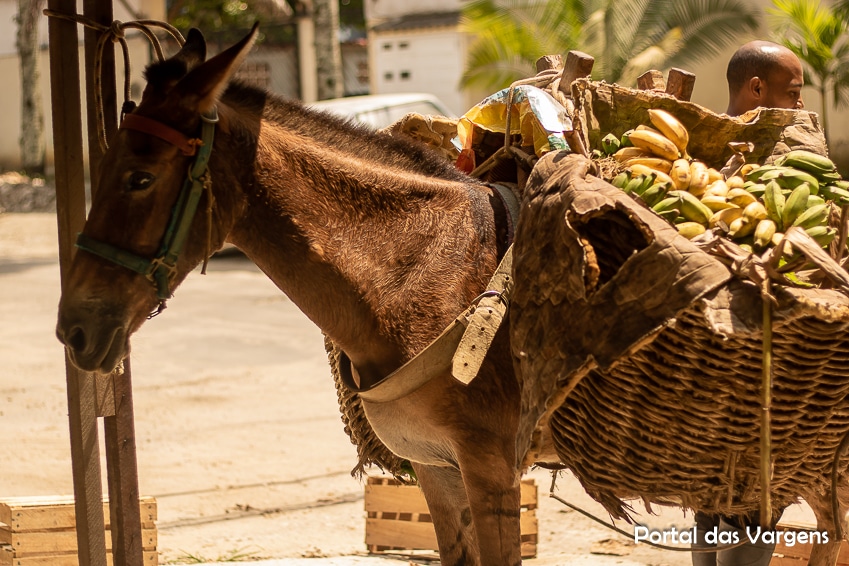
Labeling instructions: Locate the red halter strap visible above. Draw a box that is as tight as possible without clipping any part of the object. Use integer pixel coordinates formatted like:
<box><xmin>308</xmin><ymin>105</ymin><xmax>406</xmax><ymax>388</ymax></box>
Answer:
<box><xmin>120</xmin><ymin>114</ymin><xmax>202</xmax><ymax>156</ymax></box>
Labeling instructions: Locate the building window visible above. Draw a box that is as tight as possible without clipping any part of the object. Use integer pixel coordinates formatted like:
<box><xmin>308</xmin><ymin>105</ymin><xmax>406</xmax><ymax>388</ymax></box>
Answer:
<box><xmin>400</xmin><ymin>70</ymin><xmax>411</xmax><ymax>80</ymax></box>
<box><xmin>399</xmin><ymin>42</ymin><xmax>409</xmax><ymax>49</ymax></box>
<box><xmin>384</xmin><ymin>72</ymin><xmax>394</xmax><ymax>81</ymax></box>
<box><xmin>383</xmin><ymin>43</ymin><xmax>392</xmax><ymax>50</ymax></box>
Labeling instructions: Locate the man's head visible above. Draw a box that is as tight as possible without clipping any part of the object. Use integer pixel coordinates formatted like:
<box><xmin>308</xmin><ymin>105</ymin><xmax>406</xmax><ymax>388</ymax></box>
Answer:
<box><xmin>726</xmin><ymin>40</ymin><xmax>804</xmax><ymax>116</ymax></box>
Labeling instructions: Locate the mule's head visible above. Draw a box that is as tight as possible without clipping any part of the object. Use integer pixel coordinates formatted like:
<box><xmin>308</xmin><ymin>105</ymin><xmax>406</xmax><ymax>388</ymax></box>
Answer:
<box><xmin>56</xmin><ymin>26</ymin><xmax>257</xmax><ymax>373</ymax></box>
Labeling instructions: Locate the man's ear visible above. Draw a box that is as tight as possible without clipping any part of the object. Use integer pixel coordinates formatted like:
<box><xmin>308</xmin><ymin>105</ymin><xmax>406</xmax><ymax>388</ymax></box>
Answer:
<box><xmin>749</xmin><ymin>76</ymin><xmax>764</xmax><ymax>101</ymax></box>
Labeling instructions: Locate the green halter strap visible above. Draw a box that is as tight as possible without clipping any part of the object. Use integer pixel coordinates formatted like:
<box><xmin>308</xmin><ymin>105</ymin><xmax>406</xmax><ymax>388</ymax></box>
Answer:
<box><xmin>76</xmin><ymin>108</ymin><xmax>218</xmax><ymax>308</ymax></box>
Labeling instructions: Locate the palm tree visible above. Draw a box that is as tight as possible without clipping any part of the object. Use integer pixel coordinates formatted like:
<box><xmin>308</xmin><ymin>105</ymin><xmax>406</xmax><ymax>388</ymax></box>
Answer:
<box><xmin>460</xmin><ymin>0</ymin><xmax>760</xmax><ymax>92</ymax></box>
<box><xmin>768</xmin><ymin>0</ymin><xmax>849</xmax><ymax>146</ymax></box>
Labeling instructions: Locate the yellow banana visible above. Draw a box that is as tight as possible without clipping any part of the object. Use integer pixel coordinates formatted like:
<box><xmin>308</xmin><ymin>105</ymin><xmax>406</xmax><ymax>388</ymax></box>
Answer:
<box><xmin>677</xmin><ymin>221</ymin><xmax>706</xmax><ymax>239</ymax></box>
<box><xmin>628</xmin><ymin>129</ymin><xmax>680</xmax><ymax>161</ymax></box>
<box><xmin>743</xmin><ymin>201</ymin><xmax>768</xmax><ymax>222</ymax></box>
<box><xmin>704</xmin><ymin>179</ymin><xmax>730</xmax><ymax>198</ymax></box>
<box><xmin>740</xmin><ymin>163</ymin><xmax>760</xmax><ymax>177</ymax></box>
<box><xmin>647</xmin><ymin>109</ymin><xmax>689</xmax><ymax>158</ymax></box>
<box><xmin>728</xmin><ymin>216</ymin><xmax>756</xmax><ymax>239</ymax></box>
<box><xmin>621</xmin><ymin>157</ymin><xmax>674</xmax><ymax>173</ymax></box>
<box><xmin>614</xmin><ymin>146</ymin><xmax>653</xmax><ymax>162</ymax></box>
<box><xmin>688</xmin><ymin>161</ymin><xmax>711</xmax><ymax>197</ymax></box>
<box><xmin>628</xmin><ymin>163</ymin><xmax>674</xmax><ymax>186</ymax></box>
<box><xmin>710</xmin><ymin>207</ymin><xmax>744</xmax><ymax>230</ymax></box>
<box><xmin>727</xmin><ymin>188</ymin><xmax>757</xmax><ymax>208</ymax></box>
<box><xmin>726</xmin><ymin>176</ymin><xmax>745</xmax><ymax>189</ymax></box>
<box><xmin>669</xmin><ymin>158</ymin><xmax>692</xmax><ymax>190</ymax></box>
<box><xmin>707</xmin><ymin>168</ymin><xmax>724</xmax><ymax>183</ymax></box>
<box><xmin>700</xmin><ymin>195</ymin><xmax>737</xmax><ymax>212</ymax></box>
<box><xmin>753</xmin><ymin>219</ymin><xmax>776</xmax><ymax>249</ymax></box>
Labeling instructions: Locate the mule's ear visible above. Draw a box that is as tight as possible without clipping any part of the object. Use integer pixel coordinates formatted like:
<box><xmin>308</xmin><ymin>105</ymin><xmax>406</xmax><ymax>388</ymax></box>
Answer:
<box><xmin>175</xmin><ymin>23</ymin><xmax>259</xmax><ymax>114</ymax></box>
<box><xmin>173</xmin><ymin>28</ymin><xmax>207</xmax><ymax>70</ymax></box>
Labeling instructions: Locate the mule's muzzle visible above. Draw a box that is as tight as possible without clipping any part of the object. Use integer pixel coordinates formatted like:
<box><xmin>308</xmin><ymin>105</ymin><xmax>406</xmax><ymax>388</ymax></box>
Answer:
<box><xmin>56</xmin><ymin>314</ymin><xmax>129</xmax><ymax>374</ymax></box>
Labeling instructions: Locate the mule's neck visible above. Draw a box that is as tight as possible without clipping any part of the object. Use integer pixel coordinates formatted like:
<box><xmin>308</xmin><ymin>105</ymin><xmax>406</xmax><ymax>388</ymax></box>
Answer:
<box><xmin>214</xmin><ymin>100</ymin><xmax>501</xmax><ymax>383</ymax></box>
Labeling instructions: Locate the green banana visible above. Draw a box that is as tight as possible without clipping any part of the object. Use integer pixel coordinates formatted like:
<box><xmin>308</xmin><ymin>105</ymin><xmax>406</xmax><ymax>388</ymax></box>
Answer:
<box><xmin>820</xmin><ymin>184</ymin><xmax>849</xmax><ymax>206</ymax></box>
<box><xmin>633</xmin><ymin>172</ymin><xmax>658</xmax><ymax>195</ymax></box>
<box><xmin>667</xmin><ymin>190</ymin><xmax>713</xmax><ymax>226</ymax></box>
<box><xmin>652</xmin><ymin>196</ymin><xmax>681</xmax><ymax>214</ymax></box>
<box><xmin>775</xmin><ymin>149</ymin><xmax>838</xmax><ymax>179</ymax></box>
<box><xmin>781</xmin><ymin>184</ymin><xmax>811</xmax><ymax>228</ymax></box>
<box><xmin>602</xmin><ymin>133</ymin><xmax>621</xmax><ymax>155</ymax></box>
<box><xmin>763</xmin><ymin>180</ymin><xmax>786</xmax><ymax>230</ymax></box>
<box><xmin>792</xmin><ymin>203</ymin><xmax>830</xmax><ymax>229</ymax></box>
<box><xmin>611</xmin><ymin>171</ymin><xmax>630</xmax><ymax>189</ymax></box>
<box><xmin>804</xmin><ymin>225</ymin><xmax>837</xmax><ymax>248</ymax></box>
<box><xmin>620</xmin><ymin>129</ymin><xmax>635</xmax><ymax>148</ymax></box>
<box><xmin>807</xmin><ymin>195</ymin><xmax>826</xmax><ymax>209</ymax></box>
<box><xmin>623</xmin><ymin>174</ymin><xmax>645</xmax><ymax>194</ymax></box>
<box><xmin>772</xmin><ymin>170</ymin><xmax>820</xmax><ymax>194</ymax></box>
<box><xmin>744</xmin><ymin>165</ymin><xmax>790</xmax><ymax>183</ymax></box>
<box><xmin>640</xmin><ymin>182</ymin><xmax>671</xmax><ymax>208</ymax></box>
<box><xmin>745</xmin><ymin>183</ymin><xmax>766</xmax><ymax>199</ymax></box>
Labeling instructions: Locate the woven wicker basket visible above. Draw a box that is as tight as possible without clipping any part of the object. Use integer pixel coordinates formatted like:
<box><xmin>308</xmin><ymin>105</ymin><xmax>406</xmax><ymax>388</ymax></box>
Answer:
<box><xmin>512</xmin><ymin>152</ymin><xmax>849</xmax><ymax>530</ymax></box>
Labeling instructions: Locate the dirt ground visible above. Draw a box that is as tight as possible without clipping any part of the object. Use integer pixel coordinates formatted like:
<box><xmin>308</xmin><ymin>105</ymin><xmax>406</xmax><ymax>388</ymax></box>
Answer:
<box><xmin>0</xmin><ymin>213</ymin><xmax>815</xmax><ymax>565</ymax></box>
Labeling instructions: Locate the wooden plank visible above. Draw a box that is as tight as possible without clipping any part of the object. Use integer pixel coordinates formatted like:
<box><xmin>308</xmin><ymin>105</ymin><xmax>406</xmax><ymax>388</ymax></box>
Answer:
<box><xmin>559</xmin><ymin>50</ymin><xmax>594</xmax><ymax>97</ymax></box>
<box><xmin>46</xmin><ymin>0</ymin><xmax>108</xmax><ymax>563</ymax></box>
<box><xmin>103</xmin><ymin>361</ymin><xmax>144</xmax><ymax>566</ymax></box>
<box><xmin>2</xmin><ymin>529</ymin><xmax>156</xmax><ymax>556</ymax></box>
<box><xmin>365</xmin><ymin>518</ymin><xmax>437</xmax><ymax>550</ymax></box>
<box><xmin>637</xmin><ymin>69</ymin><xmax>665</xmax><ymax>91</ymax></box>
<box><xmin>665</xmin><ymin>67</ymin><xmax>696</xmax><ymax>101</ymax></box>
<box><xmin>364</xmin><ymin>484</ymin><xmax>429</xmax><ymax>515</ymax></box>
<box><xmin>535</xmin><ymin>54</ymin><xmax>563</xmax><ymax>73</ymax></box>
<box><xmin>0</xmin><ymin>498</ymin><xmax>156</xmax><ymax>532</ymax></box>
<box><xmin>0</xmin><ymin>550</ymin><xmax>157</xmax><ymax>566</ymax></box>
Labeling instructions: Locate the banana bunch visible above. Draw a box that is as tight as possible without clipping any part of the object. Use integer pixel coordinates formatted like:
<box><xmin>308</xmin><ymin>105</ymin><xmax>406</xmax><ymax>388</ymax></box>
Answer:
<box><xmin>602</xmin><ymin>115</ymin><xmax>844</xmax><ymax>253</ymax></box>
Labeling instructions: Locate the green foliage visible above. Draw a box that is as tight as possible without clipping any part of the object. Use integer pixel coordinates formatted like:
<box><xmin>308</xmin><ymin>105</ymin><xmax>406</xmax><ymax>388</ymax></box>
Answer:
<box><xmin>460</xmin><ymin>0</ymin><xmax>759</xmax><ymax>92</ymax></box>
<box><xmin>768</xmin><ymin>0</ymin><xmax>849</xmax><ymax>143</ymax></box>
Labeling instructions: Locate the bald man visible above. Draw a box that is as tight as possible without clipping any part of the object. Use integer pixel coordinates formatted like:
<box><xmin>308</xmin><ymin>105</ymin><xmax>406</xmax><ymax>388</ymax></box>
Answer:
<box><xmin>688</xmin><ymin>42</ymin><xmax>805</xmax><ymax>566</ymax></box>
<box><xmin>726</xmin><ymin>39</ymin><xmax>805</xmax><ymax>116</ymax></box>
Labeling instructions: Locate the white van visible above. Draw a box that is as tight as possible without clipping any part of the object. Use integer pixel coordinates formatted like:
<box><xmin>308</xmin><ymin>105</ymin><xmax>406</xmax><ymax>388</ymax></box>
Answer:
<box><xmin>308</xmin><ymin>93</ymin><xmax>456</xmax><ymax>130</ymax></box>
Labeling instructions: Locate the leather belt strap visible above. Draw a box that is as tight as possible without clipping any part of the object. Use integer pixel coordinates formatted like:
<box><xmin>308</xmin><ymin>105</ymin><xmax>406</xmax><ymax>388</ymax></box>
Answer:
<box><xmin>121</xmin><ymin>113</ymin><xmax>202</xmax><ymax>156</ymax></box>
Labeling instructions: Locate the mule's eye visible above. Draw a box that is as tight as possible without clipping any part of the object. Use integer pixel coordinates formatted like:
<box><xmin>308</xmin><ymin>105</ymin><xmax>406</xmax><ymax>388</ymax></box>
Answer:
<box><xmin>126</xmin><ymin>171</ymin><xmax>155</xmax><ymax>192</ymax></box>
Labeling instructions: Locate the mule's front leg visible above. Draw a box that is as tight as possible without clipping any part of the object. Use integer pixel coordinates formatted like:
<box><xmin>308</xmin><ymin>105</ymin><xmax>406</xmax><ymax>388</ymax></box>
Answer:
<box><xmin>459</xmin><ymin>453</ymin><xmax>523</xmax><ymax>566</ymax></box>
<box><xmin>414</xmin><ymin>463</ymin><xmax>480</xmax><ymax>565</ymax></box>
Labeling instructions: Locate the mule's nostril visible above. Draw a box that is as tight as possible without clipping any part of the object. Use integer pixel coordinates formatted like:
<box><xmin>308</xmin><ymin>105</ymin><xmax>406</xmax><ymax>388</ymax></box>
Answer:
<box><xmin>66</xmin><ymin>326</ymin><xmax>87</xmax><ymax>353</ymax></box>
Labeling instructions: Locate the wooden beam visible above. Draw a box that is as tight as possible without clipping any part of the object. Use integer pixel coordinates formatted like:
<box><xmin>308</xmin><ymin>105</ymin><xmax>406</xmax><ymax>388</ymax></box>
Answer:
<box><xmin>46</xmin><ymin>1</ymin><xmax>108</xmax><ymax>565</ymax></box>
<box><xmin>637</xmin><ymin>69</ymin><xmax>665</xmax><ymax>92</ymax></box>
<box><xmin>665</xmin><ymin>67</ymin><xmax>696</xmax><ymax>101</ymax></box>
<box><xmin>80</xmin><ymin>1</ymin><xmax>145</xmax><ymax>564</ymax></box>
<box><xmin>558</xmin><ymin>50</ymin><xmax>594</xmax><ymax>98</ymax></box>
<box><xmin>535</xmin><ymin>54</ymin><xmax>562</xmax><ymax>73</ymax></box>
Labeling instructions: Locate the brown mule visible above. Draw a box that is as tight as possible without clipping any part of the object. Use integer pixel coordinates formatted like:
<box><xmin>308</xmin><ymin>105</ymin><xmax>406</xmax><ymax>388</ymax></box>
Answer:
<box><xmin>56</xmin><ymin>25</ymin><xmax>524</xmax><ymax>565</ymax></box>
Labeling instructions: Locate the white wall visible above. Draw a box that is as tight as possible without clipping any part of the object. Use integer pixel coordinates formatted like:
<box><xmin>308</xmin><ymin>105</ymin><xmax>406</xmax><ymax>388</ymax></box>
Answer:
<box><xmin>365</xmin><ymin>0</ymin><xmax>461</xmax><ymax>21</ymax></box>
<box><xmin>370</xmin><ymin>28</ymin><xmax>466</xmax><ymax>116</ymax></box>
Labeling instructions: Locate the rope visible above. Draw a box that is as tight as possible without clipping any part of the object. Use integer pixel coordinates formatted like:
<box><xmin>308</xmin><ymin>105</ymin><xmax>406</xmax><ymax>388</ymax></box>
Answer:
<box><xmin>43</xmin><ymin>9</ymin><xmax>185</xmax><ymax>153</ymax></box>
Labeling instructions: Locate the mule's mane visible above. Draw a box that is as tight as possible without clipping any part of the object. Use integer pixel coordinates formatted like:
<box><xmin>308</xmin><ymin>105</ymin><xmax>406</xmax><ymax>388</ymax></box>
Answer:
<box><xmin>220</xmin><ymin>81</ymin><xmax>473</xmax><ymax>184</ymax></box>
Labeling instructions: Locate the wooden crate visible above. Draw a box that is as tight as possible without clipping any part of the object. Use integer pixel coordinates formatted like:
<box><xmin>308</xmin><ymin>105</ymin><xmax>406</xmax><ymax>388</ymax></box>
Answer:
<box><xmin>770</xmin><ymin>521</ymin><xmax>849</xmax><ymax>566</ymax></box>
<box><xmin>0</xmin><ymin>496</ymin><xmax>157</xmax><ymax>566</ymax></box>
<box><xmin>364</xmin><ymin>477</ymin><xmax>538</xmax><ymax>558</ymax></box>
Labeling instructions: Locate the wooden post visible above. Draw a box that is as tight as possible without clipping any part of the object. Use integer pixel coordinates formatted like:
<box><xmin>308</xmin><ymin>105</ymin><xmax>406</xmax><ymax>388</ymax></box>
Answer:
<box><xmin>535</xmin><ymin>54</ymin><xmax>562</xmax><ymax>73</ymax></box>
<box><xmin>665</xmin><ymin>68</ymin><xmax>696</xmax><ymax>101</ymax></box>
<box><xmin>81</xmin><ymin>1</ymin><xmax>145</xmax><ymax>565</ymax></box>
<box><xmin>558</xmin><ymin>50</ymin><xmax>594</xmax><ymax>98</ymax></box>
<box><xmin>46</xmin><ymin>1</ymin><xmax>108</xmax><ymax>565</ymax></box>
<box><xmin>637</xmin><ymin>69</ymin><xmax>665</xmax><ymax>92</ymax></box>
